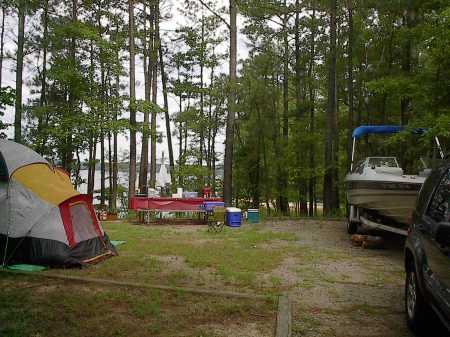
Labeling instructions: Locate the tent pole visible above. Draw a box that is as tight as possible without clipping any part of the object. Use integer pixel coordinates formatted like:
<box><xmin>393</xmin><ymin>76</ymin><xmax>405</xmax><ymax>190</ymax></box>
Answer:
<box><xmin>2</xmin><ymin>233</ymin><xmax>9</xmax><ymax>266</ymax></box>
<box><xmin>2</xmin><ymin>183</ymin><xmax>11</xmax><ymax>266</ymax></box>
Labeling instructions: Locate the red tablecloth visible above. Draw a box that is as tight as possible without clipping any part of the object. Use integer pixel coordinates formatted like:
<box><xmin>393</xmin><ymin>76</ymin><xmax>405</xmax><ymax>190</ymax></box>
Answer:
<box><xmin>129</xmin><ymin>197</ymin><xmax>222</xmax><ymax>211</ymax></box>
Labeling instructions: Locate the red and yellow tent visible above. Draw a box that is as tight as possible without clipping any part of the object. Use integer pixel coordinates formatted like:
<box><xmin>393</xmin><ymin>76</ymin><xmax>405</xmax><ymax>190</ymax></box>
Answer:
<box><xmin>0</xmin><ymin>140</ymin><xmax>116</xmax><ymax>267</ymax></box>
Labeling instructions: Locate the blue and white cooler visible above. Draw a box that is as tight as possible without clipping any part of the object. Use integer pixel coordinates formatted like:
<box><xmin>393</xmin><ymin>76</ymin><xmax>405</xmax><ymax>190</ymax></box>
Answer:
<box><xmin>226</xmin><ymin>207</ymin><xmax>242</xmax><ymax>227</ymax></box>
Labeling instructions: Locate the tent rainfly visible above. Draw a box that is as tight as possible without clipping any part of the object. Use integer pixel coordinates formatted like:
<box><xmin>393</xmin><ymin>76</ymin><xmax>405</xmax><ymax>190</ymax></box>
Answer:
<box><xmin>0</xmin><ymin>140</ymin><xmax>117</xmax><ymax>267</ymax></box>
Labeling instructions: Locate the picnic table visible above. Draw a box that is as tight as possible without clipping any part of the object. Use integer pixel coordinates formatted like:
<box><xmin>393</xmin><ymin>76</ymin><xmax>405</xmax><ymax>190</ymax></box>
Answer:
<box><xmin>129</xmin><ymin>197</ymin><xmax>223</xmax><ymax>224</ymax></box>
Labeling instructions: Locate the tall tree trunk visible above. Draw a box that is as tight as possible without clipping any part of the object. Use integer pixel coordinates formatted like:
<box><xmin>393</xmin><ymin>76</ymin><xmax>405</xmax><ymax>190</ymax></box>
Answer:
<box><xmin>250</xmin><ymin>144</ymin><xmax>260</xmax><ymax>209</ymax></box>
<box><xmin>0</xmin><ymin>4</ymin><xmax>5</xmax><ymax>85</ymax></box>
<box><xmin>294</xmin><ymin>0</ymin><xmax>308</xmax><ymax>214</ymax></box>
<box><xmin>271</xmin><ymin>86</ymin><xmax>286</xmax><ymax>214</ymax></box>
<box><xmin>223</xmin><ymin>0</ymin><xmax>237</xmax><ymax>206</ymax></box>
<box><xmin>37</xmin><ymin>0</ymin><xmax>49</xmax><ymax>154</ymax></box>
<box><xmin>149</xmin><ymin>1</ymin><xmax>159</xmax><ymax>189</ymax></box>
<box><xmin>400</xmin><ymin>7</ymin><xmax>413</xmax><ymax>171</ymax></box>
<box><xmin>323</xmin><ymin>0</ymin><xmax>337</xmax><ymax>215</ymax></box>
<box><xmin>100</xmin><ymin>106</ymin><xmax>106</xmax><ymax>206</ymax></box>
<box><xmin>87</xmin><ymin>40</ymin><xmax>96</xmax><ymax>197</ymax></box>
<box><xmin>346</xmin><ymin>6</ymin><xmax>354</xmax><ymax>173</ymax></box>
<box><xmin>211</xmin><ymin>99</ymin><xmax>221</xmax><ymax>194</ymax></box>
<box><xmin>139</xmin><ymin>4</ymin><xmax>150</xmax><ymax>194</ymax></box>
<box><xmin>331</xmin><ymin>27</ymin><xmax>342</xmax><ymax>211</ymax></box>
<box><xmin>158</xmin><ymin>22</ymin><xmax>175</xmax><ymax>187</ymax></box>
<box><xmin>308</xmin><ymin>3</ymin><xmax>316</xmax><ymax>217</ymax></box>
<box><xmin>0</xmin><ymin>5</ymin><xmax>6</xmax><ymax>88</ymax></box>
<box><xmin>111</xmin><ymin>51</ymin><xmax>120</xmax><ymax>212</ymax></box>
<box><xmin>199</xmin><ymin>10</ymin><xmax>205</xmax><ymax>167</ymax></box>
<box><xmin>108</xmin><ymin>130</ymin><xmax>113</xmax><ymax>210</ymax></box>
<box><xmin>128</xmin><ymin>0</ymin><xmax>137</xmax><ymax>200</ymax></box>
<box><xmin>64</xmin><ymin>0</ymin><xmax>78</xmax><ymax>174</ymax></box>
<box><xmin>381</xmin><ymin>33</ymin><xmax>394</xmax><ymax>125</ymax></box>
<box><xmin>99</xmin><ymin>16</ymin><xmax>106</xmax><ymax>206</ymax></box>
<box><xmin>14</xmin><ymin>1</ymin><xmax>25</xmax><ymax>143</ymax></box>
<box><xmin>74</xmin><ymin>148</ymin><xmax>81</xmax><ymax>189</ymax></box>
<box><xmin>356</xmin><ymin>62</ymin><xmax>364</xmax><ymax>157</ymax></box>
<box><xmin>207</xmin><ymin>62</ymin><xmax>214</xmax><ymax>187</ymax></box>
<box><xmin>401</xmin><ymin>7</ymin><xmax>412</xmax><ymax>126</ymax></box>
<box><xmin>257</xmin><ymin>104</ymin><xmax>270</xmax><ymax>213</ymax></box>
<box><xmin>279</xmin><ymin>0</ymin><xmax>289</xmax><ymax>215</ymax></box>
<box><xmin>178</xmin><ymin>77</ymin><xmax>183</xmax><ymax>187</ymax></box>
<box><xmin>87</xmin><ymin>138</ymin><xmax>95</xmax><ymax>197</ymax></box>
<box><xmin>332</xmin><ymin>85</ymin><xmax>340</xmax><ymax>210</ymax></box>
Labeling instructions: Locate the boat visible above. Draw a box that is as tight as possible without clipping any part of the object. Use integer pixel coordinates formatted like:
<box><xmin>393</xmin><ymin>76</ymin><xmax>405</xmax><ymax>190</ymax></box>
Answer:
<box><xmin>345</xmin><ymin>156</ymin><xmax>426</xmax><ymax>225</ymax></box>
<box><xmin>345</xmin><ymin>126</ymin><xmax>444</xmax><ymax>234</ymax></box>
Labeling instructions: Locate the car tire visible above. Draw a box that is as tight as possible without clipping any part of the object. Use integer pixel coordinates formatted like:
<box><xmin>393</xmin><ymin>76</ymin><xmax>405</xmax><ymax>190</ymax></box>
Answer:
<box><xmin>347</xmin><ymin>220</ymin><xmax>358</xmax><ymax>234</ymax></box>
<box><xmin>405</xmin><ymin>261</ymin><xmax>426</xmax><ymax>330</ymax></box>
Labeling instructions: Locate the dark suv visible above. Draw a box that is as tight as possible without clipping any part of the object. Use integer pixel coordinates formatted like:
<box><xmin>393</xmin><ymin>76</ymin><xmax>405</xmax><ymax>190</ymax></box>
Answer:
<box><xmin>404</xmin><ymin>160</ymin><xmax>450</xmax><ymax>332</ymax></box>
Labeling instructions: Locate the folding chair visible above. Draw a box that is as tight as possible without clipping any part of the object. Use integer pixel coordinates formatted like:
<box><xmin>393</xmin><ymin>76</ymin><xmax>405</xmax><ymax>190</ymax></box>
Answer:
<box><xmin>207</xmin><ymin>206</ymin><xmax>226</xmax><ymax>232</ymax></box>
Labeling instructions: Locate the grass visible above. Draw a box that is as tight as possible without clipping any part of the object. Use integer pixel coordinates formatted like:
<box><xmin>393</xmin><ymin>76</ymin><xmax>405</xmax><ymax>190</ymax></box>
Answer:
<box><xmin>297</xmin><ymin>266</ymin><xmax>317</xmax><ymax>289</ymax></box>
<box><xmin>1</xmin><ymin>218</ymin><xmax>410</xmax><ymax>337</ymax></box>
<box><xmin>367</xmin><ymin>267</ymin><xmax>405</xmax><ymax>286</ymax></box>
<box><xmin>0</xmin><ymin>273</ymin><xmax>275</xmax><ymax>337</ymax></box>
<box><xmin>292</xmin><ymin>303</ymin><xmax>337</xmax><ymax>337</ymax></box>
<box><xmin>293</xmin><ymin>245</ymin><xmax>348</xmax><ymax>264</ymax></box>
<box><xmin>50</xmin><ymin>221</ymin><xmax>297</xmax><ymax>290</ymax></box>
<box><xmin>292</xmin><ymin>302</ymin><xmax>409</xmax><ymax>337</ymax></box>
<box><xmin>1</xmin><ymin>221</ymin><xmax>291</xmax><ymax>336</ymax></box>
<box><xmin>354</xmin><ymin>256</ymin><xmax>405</xmax><ymax>286</ymax></box>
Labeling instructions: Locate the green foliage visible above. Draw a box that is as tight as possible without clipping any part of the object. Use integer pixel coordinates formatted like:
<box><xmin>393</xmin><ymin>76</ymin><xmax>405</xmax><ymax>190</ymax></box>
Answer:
<box><xmin>21</xmin><ymin>0</ymin><xmax>127</xmax><ymax>175</ymax></box>
<box><xmin>176</xmin><ymin>163</ymin><xmax>210</xmax><ymax>192</ymax></box>
<box><xmin>167</xmin><ymin>1</ymin><xmax>228</xmax><ymax>194</ymax></box>
<box><xmin>3</xmin><ymin>0</ymin><xmax>449</xmax><ymax>215</ymax></box>
<box><xmin>0</xmin><ymin>87</ymin><xmax>15</xmax><ymax>139</ymax></box>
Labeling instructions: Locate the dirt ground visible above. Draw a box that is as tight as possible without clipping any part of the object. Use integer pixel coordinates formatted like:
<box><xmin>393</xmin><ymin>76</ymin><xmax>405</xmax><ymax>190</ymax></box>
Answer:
<box><xmin>267</xmin><ymin>219</ymin><xmax>408</xmax><ymax>337</ymax></box>
<box><xmin>130</xmin><ymin>219</ymin><xmax>413</xmax><ymax>336</ymax></box>
<box><xmin>251</xmin><ymin>218</ymin><xmax>447</xmax><ymax>337</ymax></box>
<box><xmin>124</xmin><ymin>218</ymin><xmax>448</xmax><ymax>337</ymax></box>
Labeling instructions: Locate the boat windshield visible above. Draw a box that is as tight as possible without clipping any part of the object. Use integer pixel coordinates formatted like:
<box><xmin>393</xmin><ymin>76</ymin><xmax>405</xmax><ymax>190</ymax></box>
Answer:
<box><xmin>354</xmin><ymin>159</ymin><xmax>366</xmax><ymax>173</ymax></box>
<box><xmin>368</xmin><ymin>157</ymin><xmax>399</xmax><ymax>168</ymax></box>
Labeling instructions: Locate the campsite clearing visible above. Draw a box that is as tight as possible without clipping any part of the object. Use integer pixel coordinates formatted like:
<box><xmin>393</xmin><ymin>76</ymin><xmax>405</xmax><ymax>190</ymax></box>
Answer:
<box><xmin>2</xmin><ymin>218</ymin><xmax>445</xmax><ymax>337</ymax></box>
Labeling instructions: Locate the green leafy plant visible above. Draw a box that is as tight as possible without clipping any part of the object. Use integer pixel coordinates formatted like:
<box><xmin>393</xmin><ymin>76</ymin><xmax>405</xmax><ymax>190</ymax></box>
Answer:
<box><xmin>0</xmin><ymin>87</ymin><xmax>15</xmax><ymax>139</ymax></box>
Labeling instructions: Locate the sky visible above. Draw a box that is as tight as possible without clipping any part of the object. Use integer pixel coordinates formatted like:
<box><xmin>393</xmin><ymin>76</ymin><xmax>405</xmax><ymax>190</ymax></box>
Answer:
<box><xmin>1</xmin><ymin>0</ymin><xmax>250</xmax><ymax>164</ymax></box>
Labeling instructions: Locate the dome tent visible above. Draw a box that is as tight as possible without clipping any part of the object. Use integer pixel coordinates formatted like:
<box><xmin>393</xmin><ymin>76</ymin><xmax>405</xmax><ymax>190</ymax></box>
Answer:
<box><xmin>0</xmin><ymin>140</ymin><xmax>117</xmax><ymax>267</ymax></box>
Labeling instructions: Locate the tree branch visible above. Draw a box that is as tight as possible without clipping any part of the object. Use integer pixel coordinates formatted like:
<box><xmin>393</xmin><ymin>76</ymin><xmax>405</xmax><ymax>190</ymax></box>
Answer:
<box><xmin>197</xmin><ymin>0</ymin><xmax>230</xmax><ymax>29</ymax></box>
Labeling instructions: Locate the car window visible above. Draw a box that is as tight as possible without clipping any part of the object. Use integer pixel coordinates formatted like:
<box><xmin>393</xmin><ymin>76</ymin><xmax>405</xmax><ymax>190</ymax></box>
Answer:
<box><xmin>426</xmin><ymin>169</ymin><xmax>450</xmax><ymax>223</ymax></box>
<box><xmin>416</xmin><ymin>169</ymin><xmax>441</xmax><ymax>214</ymax></box>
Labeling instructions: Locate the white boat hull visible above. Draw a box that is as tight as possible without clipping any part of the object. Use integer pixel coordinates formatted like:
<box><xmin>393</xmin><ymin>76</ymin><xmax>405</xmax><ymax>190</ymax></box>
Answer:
<box><xmin>346</xmin><ymin>186</ymin><xmax>421</xmax><ymax>224</ymax></box>
<box><xmin>345</xmin><ymin>162</ymin><xmax>425</xmax><ymax>225</ymax></box>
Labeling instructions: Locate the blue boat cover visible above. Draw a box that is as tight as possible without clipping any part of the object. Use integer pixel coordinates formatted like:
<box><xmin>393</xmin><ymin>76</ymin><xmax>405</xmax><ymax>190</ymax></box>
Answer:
<box><xmin>352</xmin><ymin>126</ymin><xmax>426</xmax><ymax>138</ymax></box>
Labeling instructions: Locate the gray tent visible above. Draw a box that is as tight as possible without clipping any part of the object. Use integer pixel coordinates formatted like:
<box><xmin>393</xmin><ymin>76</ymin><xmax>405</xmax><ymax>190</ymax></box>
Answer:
<box><xmin>0</xmin><ymin>140</ymin><xmax>116</xmax><ymax>267</ymax></box>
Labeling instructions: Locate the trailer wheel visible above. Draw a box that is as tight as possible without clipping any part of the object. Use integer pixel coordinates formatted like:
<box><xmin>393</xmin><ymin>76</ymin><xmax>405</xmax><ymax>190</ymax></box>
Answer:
<box><xmin>347</xmin><ymin>220</ymin><xmax>358</xmax><ymax>234</ymax></box>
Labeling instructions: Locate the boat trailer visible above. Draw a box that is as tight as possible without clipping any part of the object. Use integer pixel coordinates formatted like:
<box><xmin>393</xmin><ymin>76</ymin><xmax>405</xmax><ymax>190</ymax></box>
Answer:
<box><xmin>348</xmin><ymin>205</ymin><xmax>408</xmax><ymax>236</ymax></box>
